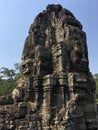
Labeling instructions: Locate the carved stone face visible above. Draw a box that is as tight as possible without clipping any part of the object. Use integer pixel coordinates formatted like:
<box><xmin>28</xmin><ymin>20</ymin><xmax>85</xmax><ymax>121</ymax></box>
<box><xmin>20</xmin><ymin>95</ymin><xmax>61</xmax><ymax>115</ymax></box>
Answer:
<box><xmin>71</xmin><ymin>40</ymin><xmax>83</xmax><ymax>64</ymax></box>
<box><xmin>22</xmin><ymin>59</ymin><xmax>33</xmax><ymax>75</ymax></box>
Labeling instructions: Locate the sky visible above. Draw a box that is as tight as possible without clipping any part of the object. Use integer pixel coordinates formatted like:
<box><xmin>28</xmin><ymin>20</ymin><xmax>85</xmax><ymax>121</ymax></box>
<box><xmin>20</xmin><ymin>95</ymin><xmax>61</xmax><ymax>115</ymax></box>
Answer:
<box><xmin>0</xmin><ymin>0</ymin><xmax>98</xmax><ymax>74</ymax></box>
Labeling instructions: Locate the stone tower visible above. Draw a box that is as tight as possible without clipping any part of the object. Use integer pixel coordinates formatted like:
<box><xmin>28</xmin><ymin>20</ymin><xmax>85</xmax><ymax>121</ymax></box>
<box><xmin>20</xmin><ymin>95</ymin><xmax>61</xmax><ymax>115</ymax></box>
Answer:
<box><xmin>0</xmin><ymin>4</ymin><xmax>97</xmax><ymax>130</ymax></box>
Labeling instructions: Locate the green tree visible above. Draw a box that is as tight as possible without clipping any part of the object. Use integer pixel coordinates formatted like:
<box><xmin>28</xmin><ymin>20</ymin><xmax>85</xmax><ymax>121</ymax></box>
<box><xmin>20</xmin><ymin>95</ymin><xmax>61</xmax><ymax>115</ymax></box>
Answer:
<box><xmin>0</xmin><ymin>67</ymin><xmax>16</xmax><ymax>81</ymax></box>
<box><xmin>0</xmin><ymin>64</ymin><xmax>23</xmax><ymax>96</ymax></box>
<box><xmin>93</xmin><ymin>73</ymin><xmax>98</xmax><ymax>80</ymax></box>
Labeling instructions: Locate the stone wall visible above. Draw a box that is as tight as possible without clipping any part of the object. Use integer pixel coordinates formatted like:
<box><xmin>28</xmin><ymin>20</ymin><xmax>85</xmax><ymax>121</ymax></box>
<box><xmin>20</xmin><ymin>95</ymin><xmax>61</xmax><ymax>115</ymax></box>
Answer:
<box><xmin>0</xmin><ymin>4</ymin><xmax>97</xmax><ymax>130</ymax></box>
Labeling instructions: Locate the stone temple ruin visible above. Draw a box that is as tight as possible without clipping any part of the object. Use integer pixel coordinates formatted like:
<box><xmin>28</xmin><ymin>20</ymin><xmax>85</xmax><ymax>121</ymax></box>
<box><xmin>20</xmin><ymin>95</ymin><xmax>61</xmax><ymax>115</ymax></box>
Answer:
<box><xmin>0</xmin><ymin>4</ymin><xmax>98</xmax><ymax>130</ymax></box>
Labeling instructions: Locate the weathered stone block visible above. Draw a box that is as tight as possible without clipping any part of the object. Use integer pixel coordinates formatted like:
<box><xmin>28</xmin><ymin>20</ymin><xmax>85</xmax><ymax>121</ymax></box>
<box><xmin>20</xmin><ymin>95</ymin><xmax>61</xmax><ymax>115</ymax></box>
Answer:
<box><xmin>85</xmin><ymin>112</ymin><xmax>97</xmax><ymax>121</ymax></box>
<box><xmin>58</xmin><ymin>72</ymin><xmax>68</xmax><ymax>85</ymax></box>
<box><xmin>84</xmin><ymin>103</ymin><xmax>96</xmax><ymax>113</ymax></box>
<box><xmin>43</xmin><ymin>74</ymin><xmax>57</xmax><ymax>86</ymax></box>
<box><xmin>86</xmin><ymin>119</ymin><xmax>98</xmax><ymax>130</ymax></box>
<box><xmin>68</xmin><ymin>73</ymin><xmax>87</xmax><ymax>87</ymax></box>
<box><xmin>73</xmin><ymin>122</ymin><xmax>87</xmax><ymax>130</ymax></box>
<box><xmin>69</xmin><ymin>106</ymin><xmax>84</xmax><ymax>118</ymax></box>
<box><xmin>33</xmin><ymin>76</ymin><xmax>42</xmax><ymax>87</ymax></box>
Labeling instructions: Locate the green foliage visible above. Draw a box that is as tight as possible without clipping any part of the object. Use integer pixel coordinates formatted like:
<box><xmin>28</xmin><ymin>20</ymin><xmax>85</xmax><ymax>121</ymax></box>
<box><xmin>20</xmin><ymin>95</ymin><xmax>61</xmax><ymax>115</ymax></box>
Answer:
<box><xmin>0</xmin><ymin>63</ymin><xmax>22</xmax><ymax>96</ymax></box>
<box><xmin>0</xmin><ymin>80</ymin><xmax>16</xmax><ymax>96</ymax></box>
<box><xmin>93</xmin><ymin>73</ymin><xmax>98</xmax><ymax>80</ymax></box>
<box><xmin>15</xmin><ymin>73</ymin><xmax>23</xmax><ymax>80</ymax></box>
<box><xmin>0</xmin><ymin>67</ymin><xmax>16</xmax><ymax>81</ymax></box>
